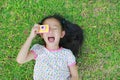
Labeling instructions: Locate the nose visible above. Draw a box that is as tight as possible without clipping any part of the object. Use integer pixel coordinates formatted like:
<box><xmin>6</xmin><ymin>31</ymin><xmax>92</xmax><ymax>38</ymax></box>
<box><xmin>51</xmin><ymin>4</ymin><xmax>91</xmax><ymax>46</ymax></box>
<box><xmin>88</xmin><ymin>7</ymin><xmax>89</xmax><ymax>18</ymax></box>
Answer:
<box><xmin>48</xmin><ymin>27</ymin><xmax>52</xmax><ymax>34</ymax></box>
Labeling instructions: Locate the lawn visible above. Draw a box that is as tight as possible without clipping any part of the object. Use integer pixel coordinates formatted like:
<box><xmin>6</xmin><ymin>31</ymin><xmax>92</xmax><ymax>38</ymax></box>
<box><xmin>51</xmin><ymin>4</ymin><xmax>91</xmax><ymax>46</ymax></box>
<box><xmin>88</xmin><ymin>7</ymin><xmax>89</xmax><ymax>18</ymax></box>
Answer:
<box><xmin>0</xmin><ymin>0</ymin><xmax>120</xmax><ymax>80</ymax></box>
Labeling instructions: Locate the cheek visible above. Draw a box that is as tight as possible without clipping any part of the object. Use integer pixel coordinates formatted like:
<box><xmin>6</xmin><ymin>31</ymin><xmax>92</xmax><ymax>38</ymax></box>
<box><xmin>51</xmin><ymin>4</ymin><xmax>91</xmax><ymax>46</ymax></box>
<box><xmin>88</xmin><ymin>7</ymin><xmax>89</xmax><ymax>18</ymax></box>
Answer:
<box><xmin>42</xmin><ymin>34</ymin><xmax>47</xmax><ymax>39</ymax></box>
<box><xmin>54</xmin><ymin>31</ymin><xmax>61</xmax><ymax>36</ymax></box>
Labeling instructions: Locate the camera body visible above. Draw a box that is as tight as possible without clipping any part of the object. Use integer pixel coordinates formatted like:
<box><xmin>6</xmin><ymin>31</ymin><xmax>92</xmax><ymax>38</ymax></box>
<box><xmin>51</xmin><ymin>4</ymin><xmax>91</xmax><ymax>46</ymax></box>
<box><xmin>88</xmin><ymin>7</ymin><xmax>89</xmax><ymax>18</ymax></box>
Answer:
<box><xmin>39</xmin><ymin>25</ymin><xmax>49</xmax><ymax>33</ymax></box>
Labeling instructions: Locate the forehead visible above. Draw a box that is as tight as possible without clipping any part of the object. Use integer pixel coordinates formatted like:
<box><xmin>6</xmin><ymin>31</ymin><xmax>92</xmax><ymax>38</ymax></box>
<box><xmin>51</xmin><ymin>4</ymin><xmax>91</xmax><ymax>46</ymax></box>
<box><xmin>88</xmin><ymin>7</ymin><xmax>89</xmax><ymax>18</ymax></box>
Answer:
<box><xmin>42</xmin><ymin>18</ymin><xmax>61</xmax><ymax>28</ymax></box>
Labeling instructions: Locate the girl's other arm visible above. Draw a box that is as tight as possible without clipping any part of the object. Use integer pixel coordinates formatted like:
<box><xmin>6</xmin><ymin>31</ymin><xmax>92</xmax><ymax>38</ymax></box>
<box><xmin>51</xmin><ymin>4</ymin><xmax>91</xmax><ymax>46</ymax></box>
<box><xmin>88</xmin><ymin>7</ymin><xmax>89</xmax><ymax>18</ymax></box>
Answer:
<box><xmin>69</xmin><ymin>65</ymin><xmax>79</xmax><ymax>80</ymax></box>
<box><xmin>16</xmin><ymin>24</ymin><xmax>39</xmax><ymax>64</ymax></box>
<box><xmin>16</xmin><ymin>36</ymin><xmax>34</xmax><ymax>64</ymax></box>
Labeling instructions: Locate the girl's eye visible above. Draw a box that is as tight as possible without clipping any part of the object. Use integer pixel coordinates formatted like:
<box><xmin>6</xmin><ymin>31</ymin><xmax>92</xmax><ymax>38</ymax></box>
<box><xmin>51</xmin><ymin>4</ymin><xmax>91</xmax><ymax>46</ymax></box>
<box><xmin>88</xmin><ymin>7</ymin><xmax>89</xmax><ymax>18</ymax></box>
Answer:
<box><xmin>53</xmin><ymin>28</ymin><xmax>58</xmax><ymax>30</ymax></box>
<box><xmin>51</xmin><ymin>27</ymin><xmax>58</xmax><ymax>30</ymax></box>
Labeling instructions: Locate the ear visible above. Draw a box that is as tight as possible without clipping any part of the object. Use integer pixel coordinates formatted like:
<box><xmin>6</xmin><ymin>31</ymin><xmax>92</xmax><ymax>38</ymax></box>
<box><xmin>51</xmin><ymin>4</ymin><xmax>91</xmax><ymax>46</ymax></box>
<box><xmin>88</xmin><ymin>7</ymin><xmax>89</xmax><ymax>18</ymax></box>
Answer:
<box><xmin>61</xmin><ymin>31</ymin><xmax>65</xmax><ymax>38</ymax></box>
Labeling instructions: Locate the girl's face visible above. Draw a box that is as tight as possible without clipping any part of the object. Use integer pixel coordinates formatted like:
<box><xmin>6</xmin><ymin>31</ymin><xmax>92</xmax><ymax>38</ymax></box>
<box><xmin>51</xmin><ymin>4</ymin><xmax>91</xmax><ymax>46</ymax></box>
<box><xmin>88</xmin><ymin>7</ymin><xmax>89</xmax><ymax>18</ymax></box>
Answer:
<box><xmin>40</xmin><ymin>18</ymin><xmax>65</xmax><ymax>48</ymax></box>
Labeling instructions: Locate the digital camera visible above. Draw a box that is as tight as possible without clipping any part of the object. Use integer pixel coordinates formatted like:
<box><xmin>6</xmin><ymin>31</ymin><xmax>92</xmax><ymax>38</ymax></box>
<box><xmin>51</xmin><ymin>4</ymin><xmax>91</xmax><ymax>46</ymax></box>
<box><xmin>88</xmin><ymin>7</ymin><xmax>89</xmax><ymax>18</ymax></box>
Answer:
<box><xmin>39</xmin><ymin>25</ymin><xmax>49</xmax><ymax>33</ymax></box>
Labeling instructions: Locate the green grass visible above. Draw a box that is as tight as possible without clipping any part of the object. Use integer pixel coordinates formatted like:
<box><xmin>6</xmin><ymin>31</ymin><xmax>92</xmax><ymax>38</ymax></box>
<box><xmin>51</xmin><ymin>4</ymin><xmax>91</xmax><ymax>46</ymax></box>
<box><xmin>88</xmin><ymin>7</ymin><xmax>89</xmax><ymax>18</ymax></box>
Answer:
<box><xmin>0</xmin><ymin>0</ymin><xmax>120</xmax><ymax>80</ymax></box>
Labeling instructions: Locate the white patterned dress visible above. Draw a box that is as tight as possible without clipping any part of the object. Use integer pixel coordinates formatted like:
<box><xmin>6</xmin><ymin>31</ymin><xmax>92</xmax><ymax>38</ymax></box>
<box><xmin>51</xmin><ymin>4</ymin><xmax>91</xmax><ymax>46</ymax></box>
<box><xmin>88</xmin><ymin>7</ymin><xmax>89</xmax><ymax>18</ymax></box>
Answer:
<box><xmin>30</xmin><ymin>44</ymin><xmax>76</xmax><ymax>80</ymax></box>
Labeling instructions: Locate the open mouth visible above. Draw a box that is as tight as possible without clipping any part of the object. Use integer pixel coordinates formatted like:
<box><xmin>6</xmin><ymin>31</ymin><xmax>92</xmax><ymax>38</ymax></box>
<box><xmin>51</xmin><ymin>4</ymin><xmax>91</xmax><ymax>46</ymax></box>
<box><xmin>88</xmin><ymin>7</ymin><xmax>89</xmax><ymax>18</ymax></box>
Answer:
<box><xmin>48</xmin><ymin>37</ymin><xmax>55</xmax><ymax>42</ymax></box>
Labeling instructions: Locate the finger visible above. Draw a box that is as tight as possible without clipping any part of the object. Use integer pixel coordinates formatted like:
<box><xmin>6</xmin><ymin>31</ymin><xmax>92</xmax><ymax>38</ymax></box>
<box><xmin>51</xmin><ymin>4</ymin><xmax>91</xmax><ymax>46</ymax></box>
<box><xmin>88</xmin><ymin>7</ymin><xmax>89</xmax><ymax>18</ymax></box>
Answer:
<box><xmin>34</xmin><ymin>24</ymin><xmax>40</xmax><ymax>30</ymax></box>
<box><xmin>34</xmin><ymin>24</ymin><xmax>39</xmax><ymax>28</ymax></box>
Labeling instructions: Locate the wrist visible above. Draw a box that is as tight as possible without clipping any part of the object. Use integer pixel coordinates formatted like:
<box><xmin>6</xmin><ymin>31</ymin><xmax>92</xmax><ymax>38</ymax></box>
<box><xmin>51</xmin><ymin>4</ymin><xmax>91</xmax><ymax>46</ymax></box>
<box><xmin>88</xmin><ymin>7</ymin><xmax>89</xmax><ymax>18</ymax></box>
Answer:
<box><xmin>28</xmin><ymin>36</ymin><xmax>34</xmax><ymax>40</ymax></box>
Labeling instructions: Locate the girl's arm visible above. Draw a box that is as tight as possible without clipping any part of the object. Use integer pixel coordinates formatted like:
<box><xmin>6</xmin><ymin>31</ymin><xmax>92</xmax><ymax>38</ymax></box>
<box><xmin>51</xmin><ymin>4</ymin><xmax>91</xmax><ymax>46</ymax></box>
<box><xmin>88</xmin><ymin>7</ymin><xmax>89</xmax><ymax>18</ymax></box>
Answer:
<box><xmin>16</xmin><ymin>24</ymin><xmax>39</xmax><ymax>64</ymax></box>
<box><xmin>69</xmin><ymin>65</ymin><xmax>79</xmax><ymax>80</ymax></box>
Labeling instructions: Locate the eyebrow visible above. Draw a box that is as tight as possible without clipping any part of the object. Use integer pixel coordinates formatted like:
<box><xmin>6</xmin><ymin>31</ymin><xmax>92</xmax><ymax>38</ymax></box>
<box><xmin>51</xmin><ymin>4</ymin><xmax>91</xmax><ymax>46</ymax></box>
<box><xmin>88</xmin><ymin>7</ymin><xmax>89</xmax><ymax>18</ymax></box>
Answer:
<box><xmin>51</xmin><ymin>25</ymin><xmax>60</xmax><ymax>28</ymax></box>
<box><xmin>53</xmin><ymin>24</ymin><xmax>59</xmax><ymax>26</ymax></box>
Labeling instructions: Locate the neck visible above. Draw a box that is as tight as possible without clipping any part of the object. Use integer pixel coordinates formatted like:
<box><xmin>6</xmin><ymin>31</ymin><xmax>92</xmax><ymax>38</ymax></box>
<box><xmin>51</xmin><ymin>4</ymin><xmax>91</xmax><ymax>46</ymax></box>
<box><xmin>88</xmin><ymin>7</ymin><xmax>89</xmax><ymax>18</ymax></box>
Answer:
<box><xmin>46</xmin><ymin>45</ymin><xmax>59</xmax><ymax>50</ymax></box>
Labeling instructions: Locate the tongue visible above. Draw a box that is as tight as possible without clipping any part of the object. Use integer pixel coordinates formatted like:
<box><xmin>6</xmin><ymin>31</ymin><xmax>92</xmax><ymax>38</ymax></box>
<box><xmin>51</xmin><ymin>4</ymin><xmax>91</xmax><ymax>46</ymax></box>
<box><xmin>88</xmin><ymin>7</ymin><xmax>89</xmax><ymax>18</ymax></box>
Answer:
<box><xmin>48</xmin><ymin>37</ymin><xmax>55</xmax><ymax>42</ymax></box>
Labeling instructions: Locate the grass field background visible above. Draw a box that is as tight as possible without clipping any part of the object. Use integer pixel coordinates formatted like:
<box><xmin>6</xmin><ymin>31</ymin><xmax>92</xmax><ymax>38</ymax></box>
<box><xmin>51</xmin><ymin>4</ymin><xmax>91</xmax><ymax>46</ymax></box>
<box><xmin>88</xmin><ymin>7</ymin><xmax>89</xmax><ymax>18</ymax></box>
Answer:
<box><xmin>0</xmin><ymin>0</ymin><xmax>120</xmax><ymax>80</ymax></box>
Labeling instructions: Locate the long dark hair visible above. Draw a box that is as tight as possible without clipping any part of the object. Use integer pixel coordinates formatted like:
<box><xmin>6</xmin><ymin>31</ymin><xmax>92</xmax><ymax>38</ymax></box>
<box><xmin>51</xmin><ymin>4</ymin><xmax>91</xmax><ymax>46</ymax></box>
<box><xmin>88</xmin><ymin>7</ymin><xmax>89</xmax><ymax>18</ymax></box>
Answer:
<box><xmin>38</xmin><ymin>14</ymin><xmax>84</xmax><ymax>57</ymax></box>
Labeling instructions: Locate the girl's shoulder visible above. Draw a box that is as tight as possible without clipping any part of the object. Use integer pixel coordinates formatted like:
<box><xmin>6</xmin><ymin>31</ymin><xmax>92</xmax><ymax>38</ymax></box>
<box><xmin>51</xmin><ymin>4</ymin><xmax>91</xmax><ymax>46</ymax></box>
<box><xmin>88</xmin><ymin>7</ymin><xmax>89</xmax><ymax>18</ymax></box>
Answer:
<box><xmin>31</xmin><ymin>44</ymin><xmax>44</xmax><ymax>50</ymax></box>
<box><xmin>61</xmin><ymin>48</ymin><xmax>76</xmax><ymax>63</ymax></box>
<box><xmin>32</xmin><ymin>43</ymin><xmax>44</xmax><ymax>47</ymax></box>
<box><xmin>61</xmin><ymin>47</ymin><xmax>73</xmax><ymax>55</ymax></box>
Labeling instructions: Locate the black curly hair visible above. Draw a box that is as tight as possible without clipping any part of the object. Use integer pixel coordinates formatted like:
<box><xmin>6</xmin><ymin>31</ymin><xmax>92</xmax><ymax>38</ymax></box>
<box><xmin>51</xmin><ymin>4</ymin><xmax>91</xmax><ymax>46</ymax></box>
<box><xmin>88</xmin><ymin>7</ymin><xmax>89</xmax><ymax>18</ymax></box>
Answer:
<box><xmin>38</xmin><ymin>14</ymin><xmax>84</xmax><ymax>57</ymax></box>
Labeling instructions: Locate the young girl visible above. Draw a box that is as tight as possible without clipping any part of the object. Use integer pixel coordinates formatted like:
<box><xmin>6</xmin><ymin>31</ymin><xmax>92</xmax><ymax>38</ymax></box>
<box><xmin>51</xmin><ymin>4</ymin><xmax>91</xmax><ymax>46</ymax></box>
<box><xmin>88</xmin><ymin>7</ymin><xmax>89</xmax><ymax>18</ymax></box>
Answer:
<box><xmin>16</xmin><ymin>14</ymin><xmax>83</xmax><ymax>80</ymax></box>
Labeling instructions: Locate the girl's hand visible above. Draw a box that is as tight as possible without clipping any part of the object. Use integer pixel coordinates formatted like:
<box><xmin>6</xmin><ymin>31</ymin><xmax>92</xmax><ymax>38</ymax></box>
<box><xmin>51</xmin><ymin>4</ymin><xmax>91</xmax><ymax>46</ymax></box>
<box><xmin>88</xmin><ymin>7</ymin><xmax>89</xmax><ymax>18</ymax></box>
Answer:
<box><xmin>29</xmin><ymin>24</ymin><xmax>39</xmax><ymax>39</ymax></box>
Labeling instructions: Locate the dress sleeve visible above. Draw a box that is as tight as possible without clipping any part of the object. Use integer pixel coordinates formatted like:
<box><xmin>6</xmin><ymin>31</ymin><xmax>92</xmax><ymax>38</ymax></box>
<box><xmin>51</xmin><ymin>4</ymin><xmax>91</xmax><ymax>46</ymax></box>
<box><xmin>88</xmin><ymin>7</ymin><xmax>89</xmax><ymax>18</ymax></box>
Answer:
<box><xmin>30</xmin><ymin>44</ymin><xmax>42</xmax><ymax>60</ymax></box>
<box><xmin>67</xmin><ymin>50</ymin><xmax>76</xmax><ymax>67</ymax></box>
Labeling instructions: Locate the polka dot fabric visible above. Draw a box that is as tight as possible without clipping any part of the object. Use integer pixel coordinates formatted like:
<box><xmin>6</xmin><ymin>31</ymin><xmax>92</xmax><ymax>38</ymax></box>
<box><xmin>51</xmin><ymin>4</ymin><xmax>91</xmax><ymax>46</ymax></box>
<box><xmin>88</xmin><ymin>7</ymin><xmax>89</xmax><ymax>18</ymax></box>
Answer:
<box><xmin>30</xmin><ymin>44</ymin><xmax>76</xmax><ymax>80</ymax></box>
